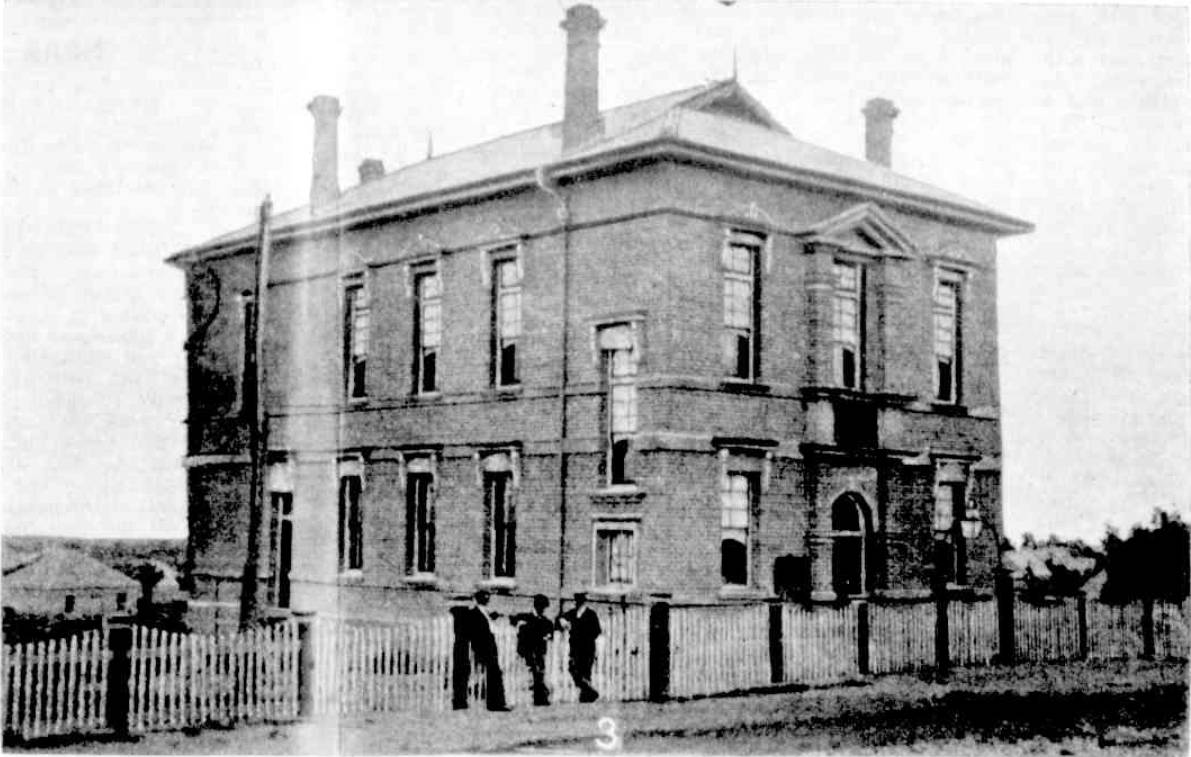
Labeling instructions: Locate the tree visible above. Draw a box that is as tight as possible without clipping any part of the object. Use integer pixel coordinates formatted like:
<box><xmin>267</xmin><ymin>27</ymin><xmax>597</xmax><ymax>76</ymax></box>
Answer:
<box><xmin>1099</xmin><ymin>508</ymin><xmax>1190</xmax><ymax>604</ymax></box>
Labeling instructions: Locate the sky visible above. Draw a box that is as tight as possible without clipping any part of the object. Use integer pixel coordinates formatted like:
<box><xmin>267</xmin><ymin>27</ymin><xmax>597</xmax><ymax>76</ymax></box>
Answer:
<box><xmin>2</xmin><ymin>1</ymin><xmax>1188</xmax><ymax>545</ymax></box>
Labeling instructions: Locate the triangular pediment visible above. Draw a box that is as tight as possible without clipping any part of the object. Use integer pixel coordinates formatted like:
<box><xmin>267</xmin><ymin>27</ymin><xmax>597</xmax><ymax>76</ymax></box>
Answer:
<box><xmin>796</xmin><ymin>203</ymin><xmax>919</xmax><ymax>258</ymax></box>
<box><xmin>678</xmin><ymin>80</ymin><xmax>790</xmax><ymax>135</ymax></box>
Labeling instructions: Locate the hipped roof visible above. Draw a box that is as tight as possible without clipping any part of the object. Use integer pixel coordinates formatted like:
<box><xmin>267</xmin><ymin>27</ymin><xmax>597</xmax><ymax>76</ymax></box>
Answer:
<box><xmin>2</xmin><ymin>548</ymin><xmax>139</xmax><ymax>592</ymax></box>
<box><xmin>167</xmin><ymin>80</ymin><xmax>1031</xmax><ymax>266</ymax></box>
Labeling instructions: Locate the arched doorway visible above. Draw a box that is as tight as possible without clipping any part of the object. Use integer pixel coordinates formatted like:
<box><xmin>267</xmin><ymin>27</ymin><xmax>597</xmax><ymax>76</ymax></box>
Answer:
<box><xmin>831</xmin><ymin>493</ymin><xmax>872</xmax><ymax>597</ymax></box>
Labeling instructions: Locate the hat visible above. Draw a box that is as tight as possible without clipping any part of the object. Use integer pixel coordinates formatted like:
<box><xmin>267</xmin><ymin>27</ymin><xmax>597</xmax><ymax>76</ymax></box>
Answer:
<box><xmin>573</xmin><ymin>592</ymin><xmax>588</xmax><ymax>604</ymax></box>
<box><xmin>533</xmin><ymin>593</ymin><xmax>550</xmax><ymax>611</ymax></box>
<box><xmin>474</xmin><ymin>589</ymin><xmax>491</xmax><ymax>604</ymax></box>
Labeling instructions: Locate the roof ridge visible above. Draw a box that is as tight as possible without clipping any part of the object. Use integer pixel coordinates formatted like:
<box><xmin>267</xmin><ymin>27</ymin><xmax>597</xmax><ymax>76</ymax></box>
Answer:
<box><xmin>358</xmin><ymin>81</ymin><xmax>718</xmax><ymax>187</ymax></box>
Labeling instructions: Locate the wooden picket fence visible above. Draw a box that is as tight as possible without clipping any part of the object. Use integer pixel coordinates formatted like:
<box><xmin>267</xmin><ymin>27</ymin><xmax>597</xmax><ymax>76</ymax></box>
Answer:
<box><xmin>309</xmin><ymin>616</ymin><xmax>453</xmax><ymax>715</ymax></box>
<box><xmin>669</xmin><ymin>604</ymin><xmax>769</xmax><ymax>697</ymax></box>
<box><xmin>128</xmin><ymin>622</ymin><xmax>299</xmax><ymax>732</ymax></box>
<box><xmin>2</xmin><ymin>594</ymin><xmax>1188</xmax><ymax>741</ymax></box>
<box><xmin>782</xmin><ymin>602</ymin><xmax>859</xmax><ymax>683</ymax></box>
<box><xmin>949</xmin><ymin>598</ymin><xmax>999</xmax><ymax>667</ymax></box>
<box><xmin>868</xmin><ymin>600</ymin><xmax>934</xmax><ymax>674</ymax></box>
<box><xmin>309</xmin><ymin>604</ymin><xmax>650</xmax><ymax>713</ymax></box>
<box><xmin>2</xmin><ymin>630</ymin><xmax>107</xmax><ymax>741</ymax></box>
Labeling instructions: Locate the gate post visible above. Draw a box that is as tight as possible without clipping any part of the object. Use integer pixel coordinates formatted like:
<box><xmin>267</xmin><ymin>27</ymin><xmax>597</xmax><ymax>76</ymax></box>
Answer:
<box><xmin>1141</xmin><ymin>597</ymin><xmax>1155</xmax><ymax>660</ymax></box>
<box><xmin>932</xmin><ymin>542</ymin><xmax>950</xmax><ymax>675</ymax></box>
<box><xmin>856</xmin><ymin>600</ymin><xmax>870</xmax><ymax>676</ymax></box>
<box><xmin>294</xmin><ymin>612</ymin><xmax>316</xmax><ymax>718</ymax></box>
<box><xmin>995</xmin><ymin>564</ymin><xmax>1015</xmax><ymax>665</ymax></box>
<box><xmin>768</xmin><ymin>601</ymin><xmax>784</xmax><ymax>684</ymax></box>
<box><xmin>105</xmin><ymin>623</ymin><xmax>133</xmax><ymax>737</ymax></box>
<box><xmin>648</xmin><ymin>601</ymin><xmax>670</xmax><ymax>702</ymax></box>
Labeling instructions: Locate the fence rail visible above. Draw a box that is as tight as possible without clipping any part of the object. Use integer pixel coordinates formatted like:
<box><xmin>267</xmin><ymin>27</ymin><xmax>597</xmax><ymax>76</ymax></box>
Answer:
<box><xmin>3</xmin><ymin>594</ymin><xmax>1188</xmax><ymax>742</ymax></box>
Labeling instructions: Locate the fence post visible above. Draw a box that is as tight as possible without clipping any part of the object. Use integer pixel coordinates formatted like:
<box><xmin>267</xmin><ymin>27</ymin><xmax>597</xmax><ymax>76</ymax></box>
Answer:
<box><xmin>1141</xmin><ymin>598</ymin><xmax>1155</xmax><ymax>660</ymax></box>
<box><xmin>294</xmin><ymin>612</ymin><xmax>316</xmax><ymax>718</ymax></box>
<box><xmin>768</xmin><ymin>601</ymin><xmax>784</xmax><ymax>684</ymax></box>
<box><xmin>932</xmin><ymin>542</ymin><xmax>950</xmax><ymax>675</ymax></box>
<box><xmin>856</xmin><ymin>600</ymin><xmax>870</xmax><ymax>676</ymax></box>
<box><xmin>105</xmin><ymin>624</ymin><xmax>133</xmax><ymax>737</ymax></box>
<box><xmin>648</xmin><ymin>601</ymin><xmax>670</xmax><ymax>702</ymax></box>
<box><xmin>449</xmin><ymin>606</ymin><xmax>470</xmax><ymax>710</ymax></box>
<box><xmin>1076</xmin><ymin>594</ymin><xmax>1089</xmax><ymax>660</ymax></box>
<box><xmin>995</xmin><ymin>565</ymin><xmax>1015</xmax><ymax>665</ymax></box>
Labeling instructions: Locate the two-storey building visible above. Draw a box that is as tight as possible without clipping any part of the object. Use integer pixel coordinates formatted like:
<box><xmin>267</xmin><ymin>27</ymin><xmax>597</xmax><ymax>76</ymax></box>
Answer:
<box><xmin>168</xmin><ymin>4</ymin><xmax>1031</xmax><ymax>618</ymax></box>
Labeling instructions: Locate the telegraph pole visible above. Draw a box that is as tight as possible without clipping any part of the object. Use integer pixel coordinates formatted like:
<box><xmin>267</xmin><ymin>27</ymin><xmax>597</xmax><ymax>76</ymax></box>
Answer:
<box><xmin>240</xmin><ymin>195</ymin><xmax>273</xmax><ymax>630</ymax></box>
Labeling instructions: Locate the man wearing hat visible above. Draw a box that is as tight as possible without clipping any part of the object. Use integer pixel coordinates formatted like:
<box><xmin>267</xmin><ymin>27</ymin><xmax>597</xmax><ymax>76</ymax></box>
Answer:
<box><xmin>559</xmin><ymin>592</ymin><xmax>602</xmax><ymax>702</ymax></box>
<box><xmin>464</xmin><ymin>589</ymin><xmax>510</xmax><ymax>711</ymax></box>
<box><xmin>512</xmin><ymin>594</ymin><xmax>555</xmax><ymax>706</ymax></box>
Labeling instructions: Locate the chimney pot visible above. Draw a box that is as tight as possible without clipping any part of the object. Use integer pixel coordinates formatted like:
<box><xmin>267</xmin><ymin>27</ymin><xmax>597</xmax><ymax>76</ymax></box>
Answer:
<box><xmin>560</xmin><ymin>4</ymin><xmax>605</xmax><ymax>150</ymax></box>
<box><xmin>308</xmin><ymin>95</ymin><xmax>342</xmax><ymax>208</ymax></box>
<box><xmin>862</xmin><ymin>97</ymin><xmax>899</xmax><ymax>168</ymax></box>
<box><xmin>358</xmin><ymin>158</ymin><xmax>385</xmax><ymax>184</ymax></box>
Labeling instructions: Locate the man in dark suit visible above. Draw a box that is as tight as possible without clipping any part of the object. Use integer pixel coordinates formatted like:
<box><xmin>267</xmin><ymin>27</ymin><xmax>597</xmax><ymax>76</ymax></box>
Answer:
<box><xmin>511</xmin><ymin>593</ymin><xmax>555</xmax><ymax>706</ymax></box>
<box><xmin>463</xmin><ymin>589</ymin><xmax>510</xmax><ymax>711</ymax></box>
<box><xmin>559</xmin><ymin>592</ymin><xmax>602</xmax><ymax>702</ymax></box>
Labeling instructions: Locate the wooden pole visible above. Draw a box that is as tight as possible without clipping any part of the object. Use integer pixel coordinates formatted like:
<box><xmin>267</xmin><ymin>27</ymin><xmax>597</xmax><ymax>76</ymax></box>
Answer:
<box><xmin>240</xmin><ymin>195</ymin><xmax>273</xmax><ymax>630</ymax></box>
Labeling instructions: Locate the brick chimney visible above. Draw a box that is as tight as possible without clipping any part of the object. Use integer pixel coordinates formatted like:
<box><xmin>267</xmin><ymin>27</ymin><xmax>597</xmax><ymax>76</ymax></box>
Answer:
<box><xmin>358</xmin><ymin>158</ymin><xmax>385</xmax><ymax>184</ymax></box>
<box><xmin>862</xmin><ymin>98</ymin><xmax>899</xmax><ymax>168</ymax></box>
<box><xmin>307</xmin><ymin>95</ymin><xmax>341</xmax><ymax>207</ymax></box>
<box><xmin>560</xmin><ymin>4</ymin><xmax>605</xmax><ymax>150</ymax></box>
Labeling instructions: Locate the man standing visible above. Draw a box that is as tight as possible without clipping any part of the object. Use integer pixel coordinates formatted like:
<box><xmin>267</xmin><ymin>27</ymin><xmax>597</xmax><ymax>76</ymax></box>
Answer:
<box><xmin>512</xmin><ymin>594</ymin><xmax>555</xmax><ymax>706</ymax></box>
<box><xmin>559</xmin><ymin>592</ymin><xmax>602</xmax><ymax>703</ymax></box>
<box><xmin>465</xmin><ymin>589</ymin><xmax>510</xmax><ymax>711</ymax></box>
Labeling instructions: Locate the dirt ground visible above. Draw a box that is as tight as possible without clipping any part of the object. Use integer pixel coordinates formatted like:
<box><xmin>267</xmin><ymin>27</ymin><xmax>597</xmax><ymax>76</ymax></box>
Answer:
<box><xmin>11</xmin><ymin>659</ymin><xmax>1188</xmax><ymax>754</ymax></box>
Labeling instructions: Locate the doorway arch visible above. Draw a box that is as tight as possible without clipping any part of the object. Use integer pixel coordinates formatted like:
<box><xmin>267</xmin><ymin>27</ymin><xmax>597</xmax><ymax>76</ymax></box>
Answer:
<box><xmin>831</xmin><ymin>493</ymin><xmax>873</xmax><ymax>597</ymax></box>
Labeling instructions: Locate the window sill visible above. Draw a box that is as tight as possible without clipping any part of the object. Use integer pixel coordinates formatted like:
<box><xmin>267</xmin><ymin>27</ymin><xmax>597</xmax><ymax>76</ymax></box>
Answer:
<box><xmin>402</xmin><ymin>574</ymin><xmax>440</xmax><ymax>590</ymax></box>
<box><xmin>595</xmin><ymin>484</ymin><xmax>640</xmax><ymax>495</ymax></box>
<box><xmin>588</xmin><ymin>584</ymin><xmax>636</xmax><ymax>598</ymax></box>
<box><xmin>338</xmin><ymin>570</ymin><xmax>364</xmax><ymax>584</ymax></box>
<box><xmin>477</xmin><ymin>577</ymin><xmax>517</xmax><ymax>594</ymax></box>
<box><xmin>411</xmin><ymin>392</ymin><xmax>442</xmax><ymax>403</ymax></box>
<box><xmin>719</xmin><ymin>379</ymin><xmax>770</xmax><ymax>395</ymax></box>
<box><xmin>346</xmin><ymin>396</ymin><xmax>369</xmax><ymax>407</ymax></box>
<box><xmin>718</xmin><ymin>585</ymin><xmax>766</xmax><ymax>601</ymax></box>
<box><xmin>494</xmin><ymin>383</ymin><xmax>522</xmax><ymax>393</ymax></box>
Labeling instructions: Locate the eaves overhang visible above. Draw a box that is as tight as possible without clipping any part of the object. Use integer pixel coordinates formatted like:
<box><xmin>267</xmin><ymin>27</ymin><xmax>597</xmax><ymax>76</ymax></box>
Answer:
<box><xmin>166</xmin><ymin>137</ymin><xmax>1033</xmax><ymax>268</ymax></box>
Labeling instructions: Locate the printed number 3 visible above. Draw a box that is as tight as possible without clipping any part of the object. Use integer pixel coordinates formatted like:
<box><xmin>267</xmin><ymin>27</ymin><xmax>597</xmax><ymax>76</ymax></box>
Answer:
<box><xmin>596</xmin><ymin>716</ymin><xmax>621</xmax><ymax>751</ymax></box>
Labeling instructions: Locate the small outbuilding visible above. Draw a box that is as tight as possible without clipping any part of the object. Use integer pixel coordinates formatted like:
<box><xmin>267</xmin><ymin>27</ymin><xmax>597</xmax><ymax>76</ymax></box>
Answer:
<box><xmin>2</xmin><ymin>547</ymin><xmax>139</xmax><ymax>617</ymax></box>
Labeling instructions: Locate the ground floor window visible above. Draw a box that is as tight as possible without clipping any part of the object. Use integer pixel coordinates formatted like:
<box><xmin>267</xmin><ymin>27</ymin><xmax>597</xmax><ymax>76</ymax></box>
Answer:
<box><xmin>831</xmin><ymin>492</ymin><xmax>871</xmax><ymax>596</ymax></box>
<box><xmin>405</xmin><ymin>458</ymin><xmax>436</xmax><ymax>575</ymax></box>
<box><xmin>485</xmin><ymin>472</ymin><xmax>516</xmax><ymax>579</ymax></box>
<box><xmin>721</xmin><ymin>472</ymin><xmax>757</xmax><ymax>586</ymax></box>
<box><xmin>593</xmin><ymin>521</ymin><xmax>637</xmax><ymax>588</ymax></box>
<box><xmin>338</xmin><ymin>475</ymin><xmax>363</xmax><ymax>571</ymax></box>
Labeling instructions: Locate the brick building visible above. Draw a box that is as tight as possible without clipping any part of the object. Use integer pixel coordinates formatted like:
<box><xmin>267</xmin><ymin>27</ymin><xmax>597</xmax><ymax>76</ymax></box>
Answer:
<box><xmin>167</xmin><ymin>5</ymin><xmax>1030</xmax><ymax>618</ymax></box>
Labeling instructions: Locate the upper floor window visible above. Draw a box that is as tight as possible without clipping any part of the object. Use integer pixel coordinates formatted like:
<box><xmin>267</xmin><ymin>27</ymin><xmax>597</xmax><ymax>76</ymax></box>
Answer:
<box><xmin>721</xmin><ymin>472</ymin><xmax>757</xmax><ymax>586</ymax></box>
<box><xmin>492</xmin><ymin>256</ymin><xmax>522</xmax><ymax>387</ymax></box>
<box><xmin>344</xmin><ymin>283</ymin><xmax>369</xmax><ymax>399</ymax></box>
<box><xmin>722</xmin><ymin>231</ymin><xmax>763</xmax><ymax>380</ymax></box>
<box><xmin>598</xmin><ymin>324</ymin><xmax>637</xmax><ymax>485</ymax></box>
<box><xmin>413</xmin><ymin>270</ymin><xmax>441</xmax><ymax>394</ymax></box>
<box><xmin>405</xmin><ymin>457</ymin><xmax>436</xmax><ymax>575</ymax></box>
<box><xmin>338</xmin><ymin>467</ymin><xmax>364</xmax><ymax>572</ymax></box>
<box><xmin>832</xmin><ymin>260</ymin><xmax>864</xmax><ymax>390</ymax></box>
<box><xmin>934</xmin><ymin>272</ymin><xmax>963</xmax><ymax>403</ymax></box>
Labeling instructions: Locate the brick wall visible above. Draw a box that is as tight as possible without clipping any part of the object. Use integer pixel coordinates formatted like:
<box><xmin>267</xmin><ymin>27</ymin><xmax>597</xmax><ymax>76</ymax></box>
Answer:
<box><xmin>180</xmin><ymin>157</ymin><xmax>1005</xmax><ymax>616</ymax></box>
